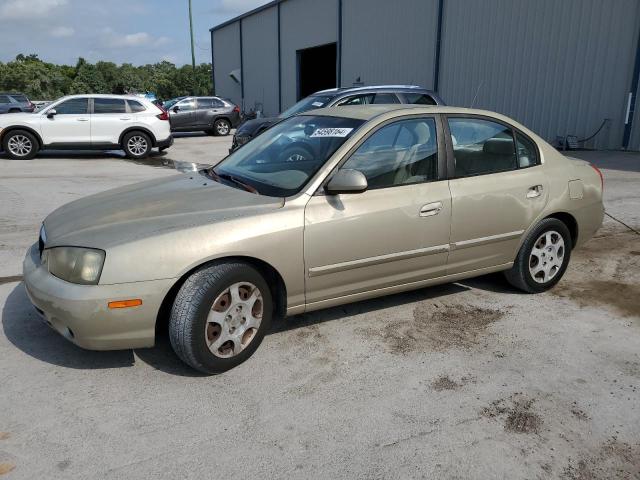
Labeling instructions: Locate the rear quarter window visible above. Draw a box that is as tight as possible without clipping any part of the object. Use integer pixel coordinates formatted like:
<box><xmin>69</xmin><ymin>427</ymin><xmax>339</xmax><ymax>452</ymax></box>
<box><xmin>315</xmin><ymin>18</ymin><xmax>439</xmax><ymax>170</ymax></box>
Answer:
<box><xmin>405</xmin><ymin>93</ymin><xmax>437</xmax><ymax>105</ymax></box>
<box><xmin>127</xmin><ymin>100</ymin><xmax>146</xmax><ymax>113</ymax></box>
<box><xmin>10</xmin><ymin>94</ymin><xmax>28</xmax><ymax>103</ymax></box>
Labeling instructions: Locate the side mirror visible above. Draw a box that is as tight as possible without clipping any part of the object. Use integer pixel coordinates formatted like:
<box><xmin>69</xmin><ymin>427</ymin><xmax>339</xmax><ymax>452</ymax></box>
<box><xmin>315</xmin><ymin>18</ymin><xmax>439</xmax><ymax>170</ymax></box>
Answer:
<box><xmin>172</xmin><ymin>106</ymin><xmax>180</xmax><ymax>113</ymax></box>
<box><xmin>46</xmin><ymin>109</ymin><xmax>57</xmax><ymax>118</ymax></box>
<box><xmin>324</xmin><ymin>169</ymin><xmax>368</xmax><ymax>195</ymax></box>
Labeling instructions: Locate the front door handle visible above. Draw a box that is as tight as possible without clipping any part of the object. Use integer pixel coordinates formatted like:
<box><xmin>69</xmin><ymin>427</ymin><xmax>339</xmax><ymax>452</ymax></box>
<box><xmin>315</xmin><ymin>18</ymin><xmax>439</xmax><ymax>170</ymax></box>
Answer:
<box><xmin>420</xmin><ymin>202</ymin><xmax>443</xmax><ymax>217</ymax></box>
<box><xmin>76</xmin><ymin>118</ymin><xmax>89</xmax><ymax>122</ymax></box>
<box><xmin>527</xmin><ymin>185</ymin><xmax>544</xmax><ymax>198</ymax></box>
<box><xmin>119</xmin><ymin>117</ymin><xmax>132</xmax><ymax>121</ymax></box>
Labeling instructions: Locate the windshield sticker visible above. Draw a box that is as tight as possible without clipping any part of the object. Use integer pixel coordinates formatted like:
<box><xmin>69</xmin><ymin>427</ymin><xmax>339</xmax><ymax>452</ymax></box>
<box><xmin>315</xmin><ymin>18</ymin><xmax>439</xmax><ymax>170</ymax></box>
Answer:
<box><xmin>311</xmin><ymin>101</ymin><xmax>325</xmax><ymax>107</ymax></box>
<box><xmin>310</xmin><ymin>127</ymin><xmax>354</xmax><ymax>138</ymax></box>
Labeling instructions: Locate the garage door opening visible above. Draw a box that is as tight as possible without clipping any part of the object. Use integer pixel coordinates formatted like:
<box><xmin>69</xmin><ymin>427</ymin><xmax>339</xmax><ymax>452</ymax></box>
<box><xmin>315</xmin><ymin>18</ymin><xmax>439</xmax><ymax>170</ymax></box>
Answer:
<box><xmin>297</xmin><ymin>43</ymin><xmax>337</xmax><ymax>100</ymax></box>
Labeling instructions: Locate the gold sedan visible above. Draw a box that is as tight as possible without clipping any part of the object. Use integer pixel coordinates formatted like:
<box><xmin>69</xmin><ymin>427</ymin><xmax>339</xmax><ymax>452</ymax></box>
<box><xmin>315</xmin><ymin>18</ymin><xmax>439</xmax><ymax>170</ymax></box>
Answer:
<box><xmin>23</xmin><ymin>105</ymin><xmax>604</xmax><ymax>373</ymax></box>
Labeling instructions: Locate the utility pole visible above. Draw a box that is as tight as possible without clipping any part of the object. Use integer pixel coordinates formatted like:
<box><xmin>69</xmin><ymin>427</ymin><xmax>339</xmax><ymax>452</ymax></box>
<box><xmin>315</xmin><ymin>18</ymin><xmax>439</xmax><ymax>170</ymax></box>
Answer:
<box><xmin>188</xmin><ymin>0</ymin><xmax>196</xmax><ymax>94</ymax></box>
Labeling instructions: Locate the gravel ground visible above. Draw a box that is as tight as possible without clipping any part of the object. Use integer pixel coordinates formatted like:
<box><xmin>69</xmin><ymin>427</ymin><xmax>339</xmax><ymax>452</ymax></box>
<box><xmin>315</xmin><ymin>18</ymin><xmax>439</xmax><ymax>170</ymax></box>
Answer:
<box><xmin>0</xmin><ymin>137</ymin><xmax>638</xmax><ymax>479</ymax></box>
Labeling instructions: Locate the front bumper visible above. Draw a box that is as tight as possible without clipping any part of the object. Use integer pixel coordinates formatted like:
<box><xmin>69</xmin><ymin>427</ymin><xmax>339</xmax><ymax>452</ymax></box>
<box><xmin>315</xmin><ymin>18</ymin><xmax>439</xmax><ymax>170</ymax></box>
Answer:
<box><xmin>156</xmin><ymin>135</ymin><xmax>174</xmax><ymax>149</ymax></box>
<box><xmin>23</xmin><ymin>243</ymin><xmax>175</xmax><ymax>351</ymax></box>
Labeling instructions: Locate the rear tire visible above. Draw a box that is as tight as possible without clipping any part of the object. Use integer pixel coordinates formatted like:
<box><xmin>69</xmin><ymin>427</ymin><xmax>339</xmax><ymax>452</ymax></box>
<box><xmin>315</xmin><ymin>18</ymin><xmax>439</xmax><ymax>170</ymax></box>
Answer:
<box><xmin>123</xmin><ymin>131</ymin><xmax>152</xmax><ymax>159</ymax></box>
<box><xmin>213</xmin><ymin>118</ymin><xmax>231</xmax><ymax>136</ymax></box>
<box><xmin>504</xmin><ymin>218</ymin><xmax>572</xmax><ymax>293</ymax></box>
<box><xmin>2</xmin><ymin>130</ymin><xmax>39</xmax><ymax>160</ymax></box>
<box><xmin>169</xmin><ymin>262</ymin><xmax>273</xmax><ymax>374</ymax></box>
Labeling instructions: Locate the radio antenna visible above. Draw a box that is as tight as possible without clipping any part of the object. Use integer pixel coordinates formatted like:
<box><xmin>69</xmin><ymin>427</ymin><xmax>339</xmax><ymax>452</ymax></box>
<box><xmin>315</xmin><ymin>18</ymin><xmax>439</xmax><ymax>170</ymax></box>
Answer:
<box><xmin>470</xmin><ymin>81</ymin><xmax>483</xmax><ymax>108</ymax></box>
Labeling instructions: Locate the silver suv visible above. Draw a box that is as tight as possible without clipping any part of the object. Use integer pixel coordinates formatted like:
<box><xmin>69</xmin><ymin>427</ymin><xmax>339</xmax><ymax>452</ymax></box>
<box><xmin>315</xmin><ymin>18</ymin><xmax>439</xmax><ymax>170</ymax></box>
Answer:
<box><xmin>0</xmin><ymin>93</ymin><xmax>35</xmax><ymax>114</ymax></box>
<box><xmin>165</xmin><ymin>96</ymin><xmax>241</xmax><ymax>136</ymax></box>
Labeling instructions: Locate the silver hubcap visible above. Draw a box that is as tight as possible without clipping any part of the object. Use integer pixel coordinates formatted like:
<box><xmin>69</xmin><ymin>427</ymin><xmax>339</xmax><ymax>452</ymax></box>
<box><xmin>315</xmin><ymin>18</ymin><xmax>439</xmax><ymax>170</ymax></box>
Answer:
<box><xmin>8</xmin><ymin>135</ymin><xmax>32</xmax><ymax>156</ymax></box>
<box><xmin>205</xmin><ymin>282</ymin><xmax>263</xmax><ymax>358</ymax></box>
<box><xmin>216</xmin><ymin>122</ymin><xmax>229</xmax><ymax>135</ymax></box>
<box><xmin>529</xmin><ymin>230</ymin><xmax>565</xmax><ymax>283</ymax></box>
<box><xmin>127</xmin><ymin>136</ymin><xmax>148</xmax><ymax>155</ymax></box>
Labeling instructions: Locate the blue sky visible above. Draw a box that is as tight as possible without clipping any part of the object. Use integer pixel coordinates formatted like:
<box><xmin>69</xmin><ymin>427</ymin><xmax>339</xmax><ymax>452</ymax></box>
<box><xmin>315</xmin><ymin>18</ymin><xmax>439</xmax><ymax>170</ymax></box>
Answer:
<box><xmin>0</xmin><ymin>0</ymin><xmax>270</xmax><ymax>65</ymax></box>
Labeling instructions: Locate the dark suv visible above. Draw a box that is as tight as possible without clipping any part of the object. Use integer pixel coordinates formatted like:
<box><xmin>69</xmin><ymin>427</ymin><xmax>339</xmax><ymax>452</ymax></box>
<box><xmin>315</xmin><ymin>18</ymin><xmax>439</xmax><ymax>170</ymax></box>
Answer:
<box><xmin>0</xmin><ymin>93</ymin><xmax>35</xmax><ymax>114</ymax></box>
<box><xmin>231</xmin><ymin>85</ymin><xmax>445</xmax><ymax>151</ymax></box>
<box><xmin>165</xmin><ymin>96</ymin><xmax>240</xmax><ymax>136</ymax></box>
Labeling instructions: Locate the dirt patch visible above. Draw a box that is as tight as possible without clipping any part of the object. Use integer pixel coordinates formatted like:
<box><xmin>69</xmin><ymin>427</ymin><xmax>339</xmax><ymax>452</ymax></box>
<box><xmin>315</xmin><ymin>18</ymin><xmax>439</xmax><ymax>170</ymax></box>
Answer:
<box><xmin>554</xmin><ymin>233</ymin><xmax>640</xmax><ymax>318</ymax></box>
<box><xmin>431</xmin><ymin>375</ymin><xmax>461</xmax><ymax>391</ymax></box>
<box><xmin>554</xmin><ymin>280</ymin><xmax>640</xmax><ymax>318</ymax></box>
<box><xmin>0</xmin><ymin>463</ymin><xmax>15</xmax><ymax>475</ymax></box>
<box><xmin>362</xmin><ymin>303</ymin><xmax>505</xmax><ymax>354</ymax></box>
<box><xmin>0</xmin><ymin>433</ymin><xmax>9</xmax><ymax>440</ymax></box>
<box><xmin>561</xmin><ymin>438</ymin><xmax>640</xmax><ymax>480</ymax></box>
<box><xmin>571</xmin><ymin>408</ymin><xmax>590</xmax><ymax>421</ymax></box>
<box><xmin>482</xmin><ymin>394</ymin><xmax>542</xmax><ymax>434</ymax></box>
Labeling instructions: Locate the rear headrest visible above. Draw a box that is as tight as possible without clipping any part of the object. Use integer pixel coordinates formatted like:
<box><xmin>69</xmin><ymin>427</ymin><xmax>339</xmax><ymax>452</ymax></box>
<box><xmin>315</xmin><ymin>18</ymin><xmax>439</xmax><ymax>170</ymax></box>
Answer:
<box><xmin>483</xmin><ymin>137</ymin><xmax>514</xmax><ymax>155</ymax></box>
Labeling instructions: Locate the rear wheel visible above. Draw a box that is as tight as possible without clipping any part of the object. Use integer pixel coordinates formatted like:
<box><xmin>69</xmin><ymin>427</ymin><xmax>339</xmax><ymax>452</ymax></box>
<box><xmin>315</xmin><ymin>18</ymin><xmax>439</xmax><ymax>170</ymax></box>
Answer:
<box><xmin>504</xmin><ymin>218</ymin><xmax>572</xmax><ymax>293</ymax></box>
<box><xmin>213</xmin><ymin>118</ymin><xmax>231</xmax><ymax>136</ymax></box>
<box><xmin>123</xmin><ymin>131</ymin><xmax>152</xmax><ymax>159</ymax></box>
<box><xmin>2</xmin><ymin>130</ymin><xmax>39</xmax><ymax>160</ymax></box>
<box><xmin>169</xmin><ymin>262</ymin><xmax>273</xmax><ymax>374</ymax></box>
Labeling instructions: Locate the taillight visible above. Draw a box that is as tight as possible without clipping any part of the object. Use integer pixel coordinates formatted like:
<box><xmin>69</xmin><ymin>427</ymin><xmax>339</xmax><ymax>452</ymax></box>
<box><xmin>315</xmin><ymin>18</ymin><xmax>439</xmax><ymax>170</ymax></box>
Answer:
<box><xmin>156</xmin><ymin>106</ymin><xmax>169</xmax><ymax>121</ymax></box>
<box><xmin>233</xmin><ymin>106</ymin><xmax>240</xmax><ymax>114</ymax></box>
<box><xmin>590</xmin><ymin>164</ymin><xmax>604</xmax><ymax>190</ymax></box>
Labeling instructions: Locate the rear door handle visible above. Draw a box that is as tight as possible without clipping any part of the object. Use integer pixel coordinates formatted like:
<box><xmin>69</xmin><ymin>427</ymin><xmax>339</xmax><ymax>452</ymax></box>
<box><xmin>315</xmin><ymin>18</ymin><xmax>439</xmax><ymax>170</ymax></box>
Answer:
<box><xmin>527</xmin><ymin>185</ymin><xmax>543</xmax><ymax>198</ymax></box>
<box><xmin>420</xmin><ymin>202</ymin><xmax>443</xmax><ymax>217</ymax></box>
<box><xmin>119</xmin><ymin>117</ymin><xmax>132</xmax><ymax>121</ymax></box>
<box><xmin>76</xmin><ymin>118</ymin><xmax>89</xmax><ymax>122</ymax></box>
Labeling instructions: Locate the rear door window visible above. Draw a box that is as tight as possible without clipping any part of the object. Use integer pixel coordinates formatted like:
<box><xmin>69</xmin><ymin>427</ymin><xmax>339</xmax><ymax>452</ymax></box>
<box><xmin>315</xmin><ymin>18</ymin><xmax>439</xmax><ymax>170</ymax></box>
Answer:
<box><xmin>371</xmin><ymin>93</ymin><xmax>400</xmax><ymax>104</ymax></box>
<box><xmin>93</xmin><ymin>98</ymin><xmax>127</xmax><ymax>114</ymax></box>
<box><xmin>197</xmin><ymin>98</ymin><xmax>215</xmax><ymax>109</ymax></box>
<box><xmin>448</xmin><ymin>117</ymin><xmax>518</xmax><ymax>177</ymax></box>
<box><xmin>0</xmin><ymin>95</ymin><xmax>11</xmax><ymax>104</ymax></box>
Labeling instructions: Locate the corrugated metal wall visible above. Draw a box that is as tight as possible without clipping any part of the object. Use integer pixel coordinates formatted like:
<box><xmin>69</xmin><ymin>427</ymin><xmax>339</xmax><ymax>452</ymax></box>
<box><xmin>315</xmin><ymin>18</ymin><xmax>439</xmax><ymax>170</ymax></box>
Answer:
<box><xmin>630</xmin><ymin>62</ymin><xmax>640</xmax><ymax>151</ymax></box>
<box><xmin>211</xmin><ymin>0</ymin><xmax>640</xmax><ymax>150</ymax></box>
<box><xmin>341</xmin><ymin>0</ymin><xmax>439</xmax><ymax>89</ymax></box>
<box><xmin>241</xmin><ymin>6</ymin><xmax>280</xmax><ymax>116</ymax></box>
<box><xmin>279</xmin><ymin>0</ymin><xmax>338</xmax><ymax>108</ymax></box>
<box><xmin>438</xmin><ymin>0</ymin><xmax>640</xmax><ymax>150</ymax></box>
<box><xmin>212</xmin><ymin>22</ymin><xmax>242</xmax><ymax>107</ymax></box>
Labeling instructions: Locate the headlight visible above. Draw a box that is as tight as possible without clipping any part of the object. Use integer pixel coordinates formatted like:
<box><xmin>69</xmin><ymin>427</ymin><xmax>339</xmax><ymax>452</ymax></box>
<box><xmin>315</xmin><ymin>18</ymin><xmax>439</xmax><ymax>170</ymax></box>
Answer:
<box><xmin>42</xmin><ymin>247</ymin><xmax>105</xmax><ymax>285</ymax></box>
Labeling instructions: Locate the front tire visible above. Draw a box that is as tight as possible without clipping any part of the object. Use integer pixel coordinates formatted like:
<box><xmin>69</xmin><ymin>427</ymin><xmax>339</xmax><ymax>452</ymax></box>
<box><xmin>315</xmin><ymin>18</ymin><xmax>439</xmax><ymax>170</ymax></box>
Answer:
<box><xmin>123</xmin><ymin>131</ymin><xmax>152</xmax><ymax>159</ymax></box>
<box><xmin>2</xmin><ymin>130</ymin><xmax>39</xmax><ymax>160</ymax></box>
<box><xmin>213</xmin><ymin>118</ymin><xmax>231</xmax><ymax>136</ymax></box>
<box><xmin>169</xmin><ymin>262</ymin><xmax>273</xmax><ymax>374</ymax></box>
<box><xmin>504</xmin><ymin>218</ymin><xmax>572</xmax><ymax>293</ymax></box>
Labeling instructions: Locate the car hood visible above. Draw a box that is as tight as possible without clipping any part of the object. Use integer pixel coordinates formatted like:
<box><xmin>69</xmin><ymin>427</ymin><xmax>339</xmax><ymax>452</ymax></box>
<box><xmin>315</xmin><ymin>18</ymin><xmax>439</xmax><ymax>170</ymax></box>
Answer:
<box><xmin>236</xmin><ymin>117</ymin><xmax>279</xmax><ymax>136</ymax></box>
<box><xmin>0</xmin><ymin>112</ymin><xmax>37</xmax><ymax>125</ymax></box>
<box><xmin>43</xmin><ymin>173</ymin><xmax>284</xmax><ymax>249</ymax></box>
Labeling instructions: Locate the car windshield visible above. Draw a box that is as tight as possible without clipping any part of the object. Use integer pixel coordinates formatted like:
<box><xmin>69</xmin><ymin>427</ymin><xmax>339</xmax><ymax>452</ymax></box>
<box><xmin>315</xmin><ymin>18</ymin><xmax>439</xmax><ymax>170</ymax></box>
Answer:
<box><xmin>278</xmin><ymin>95</ymin><xmax>335</xmax><ymax>118</ymax></box>
<box><xmin>209</xmin><ymin>115</ymin><xmax>364</xmax><ymax>197</ymax></box>
<box><xmin>163</xmin><ymin>97</ymin><xmax>185</xmax><ymax>109</ymax></box>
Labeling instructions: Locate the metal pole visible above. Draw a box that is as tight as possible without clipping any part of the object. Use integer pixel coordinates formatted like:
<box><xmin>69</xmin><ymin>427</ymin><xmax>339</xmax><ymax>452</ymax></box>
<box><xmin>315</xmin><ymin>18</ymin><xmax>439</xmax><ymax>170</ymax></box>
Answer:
<box><xmin>188</xmin><ymin>0</ymin><xmax>196</xmax><ymax>94</ymax></box>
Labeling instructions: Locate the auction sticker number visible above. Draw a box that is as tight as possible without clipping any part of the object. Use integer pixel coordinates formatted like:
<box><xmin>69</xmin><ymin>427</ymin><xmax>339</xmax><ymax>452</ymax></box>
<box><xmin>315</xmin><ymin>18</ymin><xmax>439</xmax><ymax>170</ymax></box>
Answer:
<box><xmin>310</xmin><ymin>128</ymin><xmax>354</xmax><ymax>138</ymax></box>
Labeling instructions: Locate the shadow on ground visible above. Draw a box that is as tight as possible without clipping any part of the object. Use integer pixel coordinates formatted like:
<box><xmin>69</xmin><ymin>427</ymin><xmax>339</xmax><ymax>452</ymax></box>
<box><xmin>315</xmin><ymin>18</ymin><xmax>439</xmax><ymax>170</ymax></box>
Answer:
<box><xmin>2</xmin><ymin>274</ymin><xmax>516</xmax><ymax>375</ymax></box>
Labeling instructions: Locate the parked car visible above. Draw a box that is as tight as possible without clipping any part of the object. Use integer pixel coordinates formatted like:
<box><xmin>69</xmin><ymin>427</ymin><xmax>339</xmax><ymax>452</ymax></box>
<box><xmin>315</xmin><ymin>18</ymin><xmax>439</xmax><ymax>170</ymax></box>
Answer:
<box><xmin>23</xmin><ymin>105</ymin><xmax>604</xmax><ymax>373</ymax></box>
<box><xmin>165</xmin><ymin>96</ymin><xmax>241</xmax><ymax>136</ymax></box>
<box><xmin>0</xmin><ymin>94</ymin><xmax>172</xmax><ymax>160</ymax></box>
<box><xmin>230</xmin><ymin>85</ymin><xmax>445</xmax><ymax>152</ymax></box>
<box><xmin>0</xmin><ymin>92</ymin><xmax>35</xmax><ymax>114</ymax></box>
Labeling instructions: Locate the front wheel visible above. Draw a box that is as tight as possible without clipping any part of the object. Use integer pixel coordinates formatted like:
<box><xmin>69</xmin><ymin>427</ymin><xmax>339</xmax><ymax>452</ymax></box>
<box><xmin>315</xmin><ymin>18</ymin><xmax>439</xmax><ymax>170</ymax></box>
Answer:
<box><xmin>2</xmin><ymin>130</ymin><xmax>39</xmax><ymax>160</ymax></box>
<box><xmin>169</xmin><ymin>262</ymin><xmax>273</xmax><ymax>374</ymax></box>
<box><xmin>123</xmin><ymin>131</ymin><xmax>152</xmax><ymax>159</ymax></box>
<box><xmin>213</xmin><ymin>118</ymin><xmax>231</xmax><ymax>136</ymax></box>
<box><xmin>504</xmin><ymin>218</ymin><xmax>572</xmax><ymax>293</ymax></box>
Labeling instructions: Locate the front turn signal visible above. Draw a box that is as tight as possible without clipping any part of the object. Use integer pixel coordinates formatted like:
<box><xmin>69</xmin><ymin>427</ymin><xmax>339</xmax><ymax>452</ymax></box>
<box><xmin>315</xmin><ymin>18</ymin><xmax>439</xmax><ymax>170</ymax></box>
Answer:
<box><xmin>108</xmin><ymin>299</ymin><xmax>143</xmax><ymax>309</ymax></box>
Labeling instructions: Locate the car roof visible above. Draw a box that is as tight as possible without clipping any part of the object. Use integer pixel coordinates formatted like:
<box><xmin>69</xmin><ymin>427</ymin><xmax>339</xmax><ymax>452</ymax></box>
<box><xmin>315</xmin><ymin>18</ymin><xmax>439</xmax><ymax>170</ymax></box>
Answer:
<box><xmin>313</xmin><ymin>85</ymin><xmax>435</xmax><ymax>96</ymax></box>
<box><xmin>56</xmin><ymin>94</ymin><xmax>152</xmax><ymax>101</ymax></box>
<box><xmin>304</xmin><ymin>104</ymin><xmax>501</xmax><ymax>121</ymax></box>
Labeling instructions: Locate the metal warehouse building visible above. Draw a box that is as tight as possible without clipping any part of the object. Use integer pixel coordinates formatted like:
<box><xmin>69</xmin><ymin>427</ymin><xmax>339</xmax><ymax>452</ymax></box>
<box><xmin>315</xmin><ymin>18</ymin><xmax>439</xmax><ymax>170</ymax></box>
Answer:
<box><xmin>211</xmin><ymin>0</ymin><xmax>640</xmax><ymax>150</ymax></box>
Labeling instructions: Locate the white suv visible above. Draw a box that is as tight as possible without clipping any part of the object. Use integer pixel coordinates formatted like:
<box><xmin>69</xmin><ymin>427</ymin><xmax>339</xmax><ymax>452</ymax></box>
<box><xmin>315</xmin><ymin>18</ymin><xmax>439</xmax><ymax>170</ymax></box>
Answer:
<box><xmin>0</xmin><ymin>94</ymin><xmax>173</xmax><ymax>160</ymax></box>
